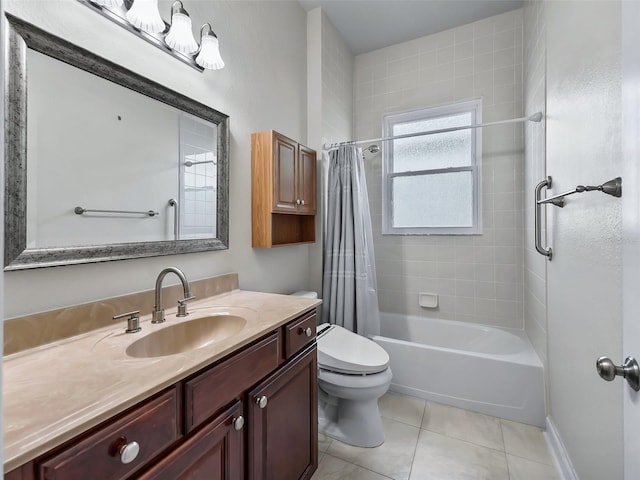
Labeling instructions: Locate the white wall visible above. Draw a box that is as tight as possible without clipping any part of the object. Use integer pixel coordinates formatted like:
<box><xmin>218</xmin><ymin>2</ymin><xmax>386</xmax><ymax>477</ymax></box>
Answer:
<box><xmin>4</xmin><ymin>0</ymin><xmax>311</xmax><ymax>318</ymax></box>
<box><xmin>354</xmin><ymin>10</ymin><xmax>525</xmax><ymax>329</ymax></box>
<box><xmin>524</xmin><ymin>1</ymin><xmax>623</xmax><ymax>478</ymax></box>
<box><xmin>307</xmin><ymin>8</ymin><xmax>354</xmax><ymax>297</ymax></box>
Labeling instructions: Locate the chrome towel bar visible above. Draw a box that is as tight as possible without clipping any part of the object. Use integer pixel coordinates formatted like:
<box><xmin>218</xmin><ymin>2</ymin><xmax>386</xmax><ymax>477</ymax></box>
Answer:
<box><xmin>537</xmin><ymin>177</ymin><xmax>622</xmax><ymax>205</ymax></box>
<box><xmin>74</xmin><ymin>206</ymin><xmax>159</xmax><ymax>217</ymax></box>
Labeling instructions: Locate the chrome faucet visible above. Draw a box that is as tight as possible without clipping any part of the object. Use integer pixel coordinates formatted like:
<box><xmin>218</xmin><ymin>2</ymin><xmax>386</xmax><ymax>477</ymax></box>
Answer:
<box><xmin>152</xmin><ymin>267</ymin><xmax>195</xmax><ymax>323</ymax></box>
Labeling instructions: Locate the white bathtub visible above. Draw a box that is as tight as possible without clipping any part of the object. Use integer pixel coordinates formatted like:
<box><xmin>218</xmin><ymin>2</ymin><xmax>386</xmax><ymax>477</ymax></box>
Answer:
<box><xmin>371</xmin><ymin>313</ymin><xmax>545</xmax><ymax>427</ymax></box>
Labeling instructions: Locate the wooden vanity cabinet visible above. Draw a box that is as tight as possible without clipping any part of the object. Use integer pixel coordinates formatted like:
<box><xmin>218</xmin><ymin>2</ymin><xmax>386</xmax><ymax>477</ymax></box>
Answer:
<box><xmin>137</xmin><ymin>401</ymin><xmax>244</xmax><ymax>480</ymax></box>
<box><xmin>251</xmin><ymin>130</ymin><xmax>317</xmax><ymax>248</ymax></box>
<box><xmin>248</xmin><ymin>345</ymin><xmax>318</xmax><ymax>480</ymax></box>
<box><xmin>5</xmin><ymin>311</ymin><xmax>318</xmax><ymax>480</ymax></box>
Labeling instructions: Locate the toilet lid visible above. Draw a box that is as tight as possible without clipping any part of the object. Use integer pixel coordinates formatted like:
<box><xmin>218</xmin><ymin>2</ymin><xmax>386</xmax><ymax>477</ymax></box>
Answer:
<box><xmin>316</xmin><ymin>323</ymin><xmax>389</xmax><ymax>374</ymax></box>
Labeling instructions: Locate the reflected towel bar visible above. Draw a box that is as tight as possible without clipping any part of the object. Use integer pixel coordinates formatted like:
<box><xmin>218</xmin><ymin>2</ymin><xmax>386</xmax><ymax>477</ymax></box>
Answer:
<box><xmin>168</xmin><ymin>198</ymin><xmax>180</xmax><ymax>240</ymax></box>
<box><xmin>74</xmin><ymin>206</ymin><xmax>159</xmax><ymax>216</ymax></box>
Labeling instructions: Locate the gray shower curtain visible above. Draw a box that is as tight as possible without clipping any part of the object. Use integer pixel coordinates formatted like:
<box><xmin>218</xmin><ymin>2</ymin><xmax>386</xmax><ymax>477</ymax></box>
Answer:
<box><xmin>322</xmin><ymin>143</ymin><xmax>380</xmax><ymax>336</ymax></box>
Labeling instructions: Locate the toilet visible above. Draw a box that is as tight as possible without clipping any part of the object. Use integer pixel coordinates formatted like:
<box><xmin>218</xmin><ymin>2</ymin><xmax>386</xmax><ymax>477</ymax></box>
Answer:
<box><xmin>291</xmin><ymin>291</ymin><xmax>392</xmax><ymax>448</ymax></box>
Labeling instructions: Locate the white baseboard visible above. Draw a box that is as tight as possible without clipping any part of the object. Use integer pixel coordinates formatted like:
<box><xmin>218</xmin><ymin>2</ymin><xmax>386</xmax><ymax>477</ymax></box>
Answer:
<box><xmin>544</xmin><ymin>416</ymin><xmax>579</xmax><ymax>480</ymax></box>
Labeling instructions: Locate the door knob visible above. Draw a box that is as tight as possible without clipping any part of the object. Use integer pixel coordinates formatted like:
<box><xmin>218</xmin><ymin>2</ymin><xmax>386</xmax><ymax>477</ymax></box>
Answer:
<box><xmin>596</xmin><ymin>356</ymin><xmax>640</xmax><ymax>391</ymax></box>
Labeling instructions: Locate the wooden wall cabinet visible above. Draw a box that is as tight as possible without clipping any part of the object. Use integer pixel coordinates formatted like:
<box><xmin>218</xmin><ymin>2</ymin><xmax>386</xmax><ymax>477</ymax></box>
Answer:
<box><xmin>6</xmin><ymin>312</ymin><xmax>318</xmax><ymax>480</ymax></box>
<box><xmin>252</xmin><ymin>130</ymin><xmax>317</xmax><ymax>248</ymax></box>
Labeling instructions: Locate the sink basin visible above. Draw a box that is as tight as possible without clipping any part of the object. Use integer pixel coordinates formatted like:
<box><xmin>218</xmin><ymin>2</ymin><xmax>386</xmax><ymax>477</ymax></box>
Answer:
<box><xmin>126</xmin><ymin>313</ymin><xmax>247</xmax><ymax>358</ymax></box>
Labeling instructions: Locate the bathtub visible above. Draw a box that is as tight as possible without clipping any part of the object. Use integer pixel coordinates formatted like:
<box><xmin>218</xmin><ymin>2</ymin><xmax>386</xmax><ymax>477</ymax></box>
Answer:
<box><xmin>371</xmin><ymin>313</ymin><xmax>545</xmax><ymax>427</ymax></box>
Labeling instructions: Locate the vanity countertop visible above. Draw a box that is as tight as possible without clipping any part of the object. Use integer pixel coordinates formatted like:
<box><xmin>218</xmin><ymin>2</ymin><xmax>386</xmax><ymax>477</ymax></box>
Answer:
<box><xmin>3</xmin><ymin>289</ymin><xmax>321</xmax><ymax>473</ymax></box>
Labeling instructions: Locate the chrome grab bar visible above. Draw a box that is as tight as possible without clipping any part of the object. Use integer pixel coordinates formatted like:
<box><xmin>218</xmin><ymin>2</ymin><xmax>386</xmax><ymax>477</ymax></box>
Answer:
<box><xmin>74</xmin><ymin>206</ymin><xmax>158</xmax><ymax>217</ymax></box>
<box><xmin>168</xmin><ymin>198</ymin><xmax>180</xmax><ymax>240</ymax></box>
<box><xmin>534</xmin><ymin>177</ymin><xmax>554</xmax><ymax>260</ymax></box>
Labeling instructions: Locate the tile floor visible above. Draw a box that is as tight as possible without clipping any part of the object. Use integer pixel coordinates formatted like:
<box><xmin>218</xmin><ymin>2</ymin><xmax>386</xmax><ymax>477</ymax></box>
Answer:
<box><xmin>312</xmin><ymin>392</ymin><xmax>561</xmax><ymax>480</ymax></box>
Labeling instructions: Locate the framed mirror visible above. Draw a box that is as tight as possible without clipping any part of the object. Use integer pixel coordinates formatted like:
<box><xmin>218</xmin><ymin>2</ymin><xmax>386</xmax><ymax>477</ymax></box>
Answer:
<box><xmin>4</xmin><ymin>13</ymin><xmax>229</xmax><ymax>271</ymax></box>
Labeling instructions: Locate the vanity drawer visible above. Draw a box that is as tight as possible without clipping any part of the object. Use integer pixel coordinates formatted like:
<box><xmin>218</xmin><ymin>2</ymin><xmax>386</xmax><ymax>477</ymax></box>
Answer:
<box><xmin>284</xmin><ymin>310</ymin><xmax>317</xmax><ymax>359</ymax></box>
<box><xmin>184</xmin><ymin>332</ymin><xmax>280</xmax><ymax>432</ymax></box>
<box><xmin>37</xmin><ymin>388</ymin><xmax>179</xmax><ymax>480</ymax></box>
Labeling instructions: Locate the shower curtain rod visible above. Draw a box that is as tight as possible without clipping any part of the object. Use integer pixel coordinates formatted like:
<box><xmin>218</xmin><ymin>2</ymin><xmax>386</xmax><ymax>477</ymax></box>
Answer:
<box><xmin>322</xmin><ymin>112</ymin><xmax>544</xmax><ymax>152</ymax></box>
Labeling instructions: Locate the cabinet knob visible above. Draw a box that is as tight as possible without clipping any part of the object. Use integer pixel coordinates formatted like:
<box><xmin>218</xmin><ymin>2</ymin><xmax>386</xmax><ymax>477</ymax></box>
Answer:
<box><xmin>296</xmin><ymin>199</ymin><xmax>301</xmax><ymax>205</ymax></box>
<box><xmin>256</xmin><ymin>395</ymin><xmax>268</xmax><ymax>409</ymax></box>
<box><xmin>301</xmin><ymin>199</ymin><xmax>305</xmax><ymax>206</ymax></box>
<box><xmin>119</xmin><ymin>440</ymin><xmax>140</xmax><ymax>464</ymax></box>
<box><xmin>299</xmin><ymin>327</ymin><xmax>312</xmax><ymax>337</ymax></box>
<box><xmin>232</xmin><ymin>415</ymin><xmax>245</xmax><ymax>431</ymax></box>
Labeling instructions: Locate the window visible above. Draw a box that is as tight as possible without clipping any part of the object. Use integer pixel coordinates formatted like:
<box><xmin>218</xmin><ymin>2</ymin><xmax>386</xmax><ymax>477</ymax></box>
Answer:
<box><xmin>179</xmin><ymin>112</ymin><xmax>218</xmax><ymax>239</ymax></box>
<box><xmin>382</xmin><ymin>100</ymin><xmax>482</xmax><ymax>235</ymax></box>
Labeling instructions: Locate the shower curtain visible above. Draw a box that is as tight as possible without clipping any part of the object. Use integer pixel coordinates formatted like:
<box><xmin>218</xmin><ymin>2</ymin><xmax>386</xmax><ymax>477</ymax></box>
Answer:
<box><xmin>322</xmin><ymin>143</ymin><xmax>380</xmax><ymax>337</ymax></box>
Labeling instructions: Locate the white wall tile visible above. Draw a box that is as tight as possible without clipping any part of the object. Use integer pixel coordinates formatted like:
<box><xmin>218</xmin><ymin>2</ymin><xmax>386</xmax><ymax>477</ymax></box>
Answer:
<box><xmin>357</xmin><ymin>9</ymin><xmax>524</xmax><ymax>329</ymax></box>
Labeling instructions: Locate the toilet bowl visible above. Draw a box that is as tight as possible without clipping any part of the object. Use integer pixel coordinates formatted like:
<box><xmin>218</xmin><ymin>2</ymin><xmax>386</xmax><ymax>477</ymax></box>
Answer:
<box><xmin>316</xmin><ymin>323</ymin><xmax>392</xmax><ymax>448</ymax></box>
<box><xmin>290</xmin><ymin>291</ymin><xmax>392</xmax><ymax>447</ymax></box>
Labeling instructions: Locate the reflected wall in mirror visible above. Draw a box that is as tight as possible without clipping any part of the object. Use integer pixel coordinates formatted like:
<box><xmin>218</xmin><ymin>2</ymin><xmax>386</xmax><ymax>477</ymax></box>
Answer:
<box><xmin>4</xmin><ymin>13</ymin><xmax>229</xmax><ymax>270</ymax></box>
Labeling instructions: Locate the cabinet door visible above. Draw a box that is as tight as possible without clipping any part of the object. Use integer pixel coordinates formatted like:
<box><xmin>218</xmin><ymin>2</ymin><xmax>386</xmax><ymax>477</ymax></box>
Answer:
<box><xmin>297</xmin><ymin>145</ymin><xmax>316</xmax><ymax>215</ymax></box>
<box><xmin>273</xmin><ymin>133</ymin><xmax>298</xmax><ymax>213</ymax></box>
<box><xmin>248</xmin><ymin>345</ymin><xmax>318</xmax><ymax>480</ymax></box>
<box><xmin>137</xmin><ymin>401</ymin><xmax>244</xmax><ymax>480</ymax></box>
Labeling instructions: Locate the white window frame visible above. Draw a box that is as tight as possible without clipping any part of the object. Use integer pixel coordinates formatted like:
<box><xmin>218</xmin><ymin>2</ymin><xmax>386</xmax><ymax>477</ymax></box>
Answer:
<box><xmin>382</xmin><ymin>99</ymin><xmax>482</xmax><ymax>235</ymax></box>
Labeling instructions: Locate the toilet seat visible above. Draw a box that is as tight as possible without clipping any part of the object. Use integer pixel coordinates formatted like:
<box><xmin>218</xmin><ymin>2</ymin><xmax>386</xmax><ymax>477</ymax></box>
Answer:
<box><xmin>316</xmin><ymin>323</ymin><xmax>389</xmax><ymax>375</ymax></box>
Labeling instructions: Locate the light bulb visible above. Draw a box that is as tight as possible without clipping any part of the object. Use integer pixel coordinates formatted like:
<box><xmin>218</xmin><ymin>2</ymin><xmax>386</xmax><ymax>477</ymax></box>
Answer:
<box><xmin>165</xmin><ymin>4</ymin><xmax>198</xmax><ymax>54</ymax></box>
<box><xmin>126</xmin><ymin>0</ymin><xmax>165</xmax><ymax>34</ymax></box>
<box><xmin>195</xmin><ymin>25</ymin><xmax>225</xmax><ymax>70</ymax></box>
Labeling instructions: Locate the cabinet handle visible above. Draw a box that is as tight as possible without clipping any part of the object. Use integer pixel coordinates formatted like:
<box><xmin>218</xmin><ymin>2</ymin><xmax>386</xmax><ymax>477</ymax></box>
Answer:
<box><xmin>256</xmin><ymin>395</ymin><xmax>268</xmax><ymax>409</ymax></box>
<box><xmin>119</xmin><ymin>440</ymin><xmax>140</xmax><ymax>464</ymax></box>
<box><xmin>299</xmin><ymin>327</ymin><xmax>312</xmax><ymax>337</ymax></box>
<box><xmin>232</xmin><ymin>415</ymin><xmax>245</xmax><ymax>431</ymax></box>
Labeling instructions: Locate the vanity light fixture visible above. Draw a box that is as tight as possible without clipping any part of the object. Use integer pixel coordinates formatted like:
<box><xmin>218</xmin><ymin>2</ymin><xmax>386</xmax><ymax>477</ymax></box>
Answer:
<box><xmin>195</xmin><ymin>24</ymin><xmax>225</xmax><ymax>70</ymax></box>
<box><xmin>80</xmin><ymin>0</ymin><xmax>225</xmax><ymax>72</ymax></box>
<box><xmin>125</xmin><ymin>0</ymin><xmax>165</xmax><ymax>34</ymax></box>
<box><xmin>164</xmin><ymin>1</ymin><xmax>198</xmax><ymax>54</ymax></box>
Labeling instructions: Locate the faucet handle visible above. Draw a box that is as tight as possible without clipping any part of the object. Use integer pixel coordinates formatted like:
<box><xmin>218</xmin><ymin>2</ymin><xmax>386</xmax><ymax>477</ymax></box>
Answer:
<box><xmin>113</xmin><ymin>310</ymin><xmax>141</xmax><ymax>334</ymax></box>
<box><xmin>177</xmin><ymin>296</ymin><xmax>196</xmax><ymax>317</ymax></box>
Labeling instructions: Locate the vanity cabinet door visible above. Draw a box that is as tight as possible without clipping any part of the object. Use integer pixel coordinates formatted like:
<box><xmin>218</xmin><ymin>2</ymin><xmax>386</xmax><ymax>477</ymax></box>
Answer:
<box><xmin>137</xmin><ymin>401</ymin><xmax>244</xmax><ymax>480</ymax></box>
<box><xmin>297</xmin><ymin>145</ymin><xmax>316</xmax><ymax>215</ymax></box>
<box><xmin>272</xmin><ymin>132</ymin><xmax>299</xmax><ymax>213</ymax></box>
<box><xmin>248</xmin><ymin>345</ymin><xmax>318</xmax><ymax>480</ymax></box>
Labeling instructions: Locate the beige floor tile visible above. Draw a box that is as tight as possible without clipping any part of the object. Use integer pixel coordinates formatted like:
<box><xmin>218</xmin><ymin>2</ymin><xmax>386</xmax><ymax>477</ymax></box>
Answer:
<box><xmin>421</xmin><ymin>402</ymin><xmax>504</xmax><ymax>451</ymax></box>
<box><xmin>507</xmin><ymin>454</ymin><xmax>561</xmax><ymax>480</ymax></box>
<box><xmin>311</xmin><ymin>454</ymin><xmax>393</xmax><ymax>480</ymax></box>
<box><xmin>327</xmin><ymin>417</ymin><xmax>420</xmax><ymax>480</ymax></box>
<box><xmin>501</xmin><ymin>419</ymin><xmax>554</xmax><ymax>465</ymax></box>
<box><xmin>319</xmin><ymin>431</ymin><xmax>334</xmax><ymax>453</ymax></box>
<box><xmin>379</xmin><ymin>392</ymin><xmax>426</xmax><ymax>427</ymax></box>
<box><xmin>409</xmin><ymin>430</ymin><xmax>509</xmax><ymax>480</ymax></box>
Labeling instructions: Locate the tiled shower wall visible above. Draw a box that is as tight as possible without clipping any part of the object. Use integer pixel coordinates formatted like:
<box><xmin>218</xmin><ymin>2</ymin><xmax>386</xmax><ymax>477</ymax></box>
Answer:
<box><xmin>355</xmin><ymin>10</ymin><xmax>525</xmax><ymax>328</ymax></box>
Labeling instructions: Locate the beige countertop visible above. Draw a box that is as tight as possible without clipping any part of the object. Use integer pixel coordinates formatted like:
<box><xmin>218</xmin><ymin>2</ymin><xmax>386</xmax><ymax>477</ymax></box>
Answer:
<box><xmin>3</xmin><ymin>289</ymin><xmax>321</xmax><ymax>473</ymax></box>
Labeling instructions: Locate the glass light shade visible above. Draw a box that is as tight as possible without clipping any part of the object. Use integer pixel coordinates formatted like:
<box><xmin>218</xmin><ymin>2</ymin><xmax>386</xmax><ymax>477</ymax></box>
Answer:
<box><xmin>196</xmin><ymin>34</ymin><xmax>225</xmax><ymax>70</ymax></box>
<box><xmin>92</xmin><ymin>0</ymin><xmax>124</xmax><ymax>6</ymax></box>
<box><xmin>165</xmin><ymin>12</ymin><xmax>198</xmax><ymax>54</ymax></box>
<box><xmin>126</xmin><ymin>0</ymin><xmax>165</xmax><ymax>34</ymax></box>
